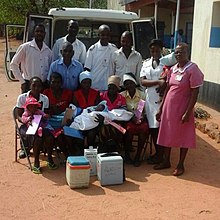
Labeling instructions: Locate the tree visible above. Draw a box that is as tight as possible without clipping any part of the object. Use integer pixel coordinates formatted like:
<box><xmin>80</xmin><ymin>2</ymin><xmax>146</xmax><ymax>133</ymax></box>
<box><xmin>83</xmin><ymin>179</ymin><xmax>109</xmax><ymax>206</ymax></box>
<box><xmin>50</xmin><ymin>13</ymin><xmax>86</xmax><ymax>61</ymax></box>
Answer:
<box><xmin>0</xmin><ymin>0</ymin><xmax>107</xmax><ymax>24</ymax></box>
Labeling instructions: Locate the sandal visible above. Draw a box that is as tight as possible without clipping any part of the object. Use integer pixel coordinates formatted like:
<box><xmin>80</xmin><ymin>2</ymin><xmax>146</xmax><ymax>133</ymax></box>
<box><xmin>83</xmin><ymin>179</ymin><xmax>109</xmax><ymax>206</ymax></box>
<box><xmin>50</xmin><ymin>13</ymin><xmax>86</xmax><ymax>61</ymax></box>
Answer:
<box><xmin>173</xmin><ymin>166</ymin><xmax>184</xmax><ymax>176</ymax></box>
<box><xmin>32</xmin><ymin>166</ymin><xmax>41</xmax><ymax>174</ymax></box>
<box><xmin>47</xmin><ymin>162</ymin><xmax>58</xmax><ymax>170</ymax></box>
<box><xmin>153</xmin><ymin>161</ymin><xmax>171</xmax><ymax>170</ymax></box>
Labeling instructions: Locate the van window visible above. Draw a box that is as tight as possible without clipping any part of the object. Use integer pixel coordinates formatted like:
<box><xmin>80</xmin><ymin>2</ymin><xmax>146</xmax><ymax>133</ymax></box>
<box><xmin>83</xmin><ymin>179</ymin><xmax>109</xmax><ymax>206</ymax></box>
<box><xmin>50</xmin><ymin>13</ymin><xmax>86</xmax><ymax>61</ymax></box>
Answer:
<box><xmin>53</xmin><ymin>19</ymin><xmax>129</xmax><ymax>49</ymax></box>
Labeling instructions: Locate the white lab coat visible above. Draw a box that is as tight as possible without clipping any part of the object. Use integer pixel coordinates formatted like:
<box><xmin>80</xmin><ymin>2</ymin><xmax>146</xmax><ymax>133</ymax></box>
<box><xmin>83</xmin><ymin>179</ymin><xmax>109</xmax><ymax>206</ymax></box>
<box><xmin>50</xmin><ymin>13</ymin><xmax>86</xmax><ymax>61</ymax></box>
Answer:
<box><xmin>140</xmin><ymin>57</ymin><xmax>163</xmax><ymax>128</ymax></box>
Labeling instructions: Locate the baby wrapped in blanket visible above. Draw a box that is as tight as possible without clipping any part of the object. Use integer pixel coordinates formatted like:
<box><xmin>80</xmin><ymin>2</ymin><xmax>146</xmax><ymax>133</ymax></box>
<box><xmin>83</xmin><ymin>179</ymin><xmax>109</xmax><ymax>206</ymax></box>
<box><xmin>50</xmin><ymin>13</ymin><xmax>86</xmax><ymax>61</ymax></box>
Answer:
<box><xmin>70</xmin><ymin>101</ymin><xmax>133</xmax><ymax>131</ymax></box>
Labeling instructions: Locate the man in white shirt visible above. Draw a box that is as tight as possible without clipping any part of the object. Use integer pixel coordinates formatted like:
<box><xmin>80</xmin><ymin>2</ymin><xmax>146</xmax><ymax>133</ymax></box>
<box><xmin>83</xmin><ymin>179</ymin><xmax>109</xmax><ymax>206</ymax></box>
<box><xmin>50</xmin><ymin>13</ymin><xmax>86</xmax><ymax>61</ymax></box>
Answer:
<box><xmin>10</xmin><ymin>24</ymin><xmax>52</xmax><ymax>93</ymax></box>
<box><xmin>52</xmin><ymin>20</ymin><xmax>86</xmax><ymax>65</ymax></box>
<box><xmin>84</xmin><ymin>24</ymin><xmax>117</xmax><ymax>91</ymax></box>
<box><xmin>112</xmin><ymin>31</ymin><xmax>142</xmax><ymax>86</ymax></box>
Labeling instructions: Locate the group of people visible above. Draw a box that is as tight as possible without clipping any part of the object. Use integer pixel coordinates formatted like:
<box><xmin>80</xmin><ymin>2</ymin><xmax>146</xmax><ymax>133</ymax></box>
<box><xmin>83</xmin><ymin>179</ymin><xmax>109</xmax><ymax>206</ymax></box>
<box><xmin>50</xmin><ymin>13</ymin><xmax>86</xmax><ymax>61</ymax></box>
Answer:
<box><xmin>11</xmin><ymin>20</ymin><xmax>204</xmax><ymax>177</ymax></box>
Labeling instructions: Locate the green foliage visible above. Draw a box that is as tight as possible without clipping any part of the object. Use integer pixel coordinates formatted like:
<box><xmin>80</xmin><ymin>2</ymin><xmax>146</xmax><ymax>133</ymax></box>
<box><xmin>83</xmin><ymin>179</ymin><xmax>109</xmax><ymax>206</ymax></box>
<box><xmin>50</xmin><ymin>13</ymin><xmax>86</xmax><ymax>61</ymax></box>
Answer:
<box><xmin>0</xmin><ymin>0</ymin><xmax>107</xmax><ymax>24</ymax></box>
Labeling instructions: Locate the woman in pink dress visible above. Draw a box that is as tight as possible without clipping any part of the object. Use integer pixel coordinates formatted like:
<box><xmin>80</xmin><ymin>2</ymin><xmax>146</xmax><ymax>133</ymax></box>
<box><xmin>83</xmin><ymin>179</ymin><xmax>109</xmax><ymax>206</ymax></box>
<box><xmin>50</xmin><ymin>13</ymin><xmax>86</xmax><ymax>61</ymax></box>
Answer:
<box><xmin>155</xmin><ymin>43</ymin><xmax>204</xmax><ymax>176</ymax></box>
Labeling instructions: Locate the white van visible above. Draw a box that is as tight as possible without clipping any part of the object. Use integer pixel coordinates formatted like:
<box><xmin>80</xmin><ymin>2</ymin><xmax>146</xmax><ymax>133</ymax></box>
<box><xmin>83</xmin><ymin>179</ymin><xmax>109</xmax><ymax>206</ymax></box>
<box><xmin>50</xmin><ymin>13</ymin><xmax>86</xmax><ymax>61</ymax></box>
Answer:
<box><xmin>5</xmin><ymin>7</ymin><xmax>155</xmax><ymax>81</ymax></box>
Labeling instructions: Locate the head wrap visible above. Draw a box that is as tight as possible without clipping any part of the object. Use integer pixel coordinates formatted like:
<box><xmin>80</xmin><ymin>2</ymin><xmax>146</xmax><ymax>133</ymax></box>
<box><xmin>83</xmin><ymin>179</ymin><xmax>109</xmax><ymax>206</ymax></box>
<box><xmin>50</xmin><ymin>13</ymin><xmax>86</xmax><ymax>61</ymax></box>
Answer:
<box><xmin>123</xmin><ymin>73</ymin><xmax>137</xmax><ymax>85</ymax></box>
<box><xmin>108</xmin><ymin>75</ymin><xmax>121</xmax><ymax>90</ymax></box>
<box><xmin>79</xmin><ymin>70</ymin><xmax>92</xmax><ymax>83</ymax></box>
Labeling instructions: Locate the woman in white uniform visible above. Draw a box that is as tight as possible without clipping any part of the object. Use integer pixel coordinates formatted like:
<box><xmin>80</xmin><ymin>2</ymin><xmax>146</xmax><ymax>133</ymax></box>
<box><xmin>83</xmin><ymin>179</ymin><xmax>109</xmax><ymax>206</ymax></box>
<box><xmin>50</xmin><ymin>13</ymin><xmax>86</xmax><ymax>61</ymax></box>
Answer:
<box><xmin>140</xmin><ymin>39</ymin><xmax>165</xmax><ymax>164</ymax></box>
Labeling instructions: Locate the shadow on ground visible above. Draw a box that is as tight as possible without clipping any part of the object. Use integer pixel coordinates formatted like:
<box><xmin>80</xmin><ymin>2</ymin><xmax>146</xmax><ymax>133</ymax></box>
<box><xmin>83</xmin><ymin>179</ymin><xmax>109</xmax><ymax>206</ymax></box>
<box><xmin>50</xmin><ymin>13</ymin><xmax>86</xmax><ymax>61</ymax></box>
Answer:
<box><xmin>15</xmin><ymin>134</ymin><xmax>220</xmax><ymax>190</ymax></box>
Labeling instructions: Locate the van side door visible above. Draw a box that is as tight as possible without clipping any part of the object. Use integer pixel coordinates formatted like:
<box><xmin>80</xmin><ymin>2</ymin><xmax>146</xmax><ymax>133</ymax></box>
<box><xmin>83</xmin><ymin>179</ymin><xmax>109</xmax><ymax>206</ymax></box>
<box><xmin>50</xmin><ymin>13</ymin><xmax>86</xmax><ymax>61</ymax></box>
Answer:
<box><xmin>5</xmin><ymin>25</ymin><xmax>24</xmax><ymax>81</ymax></box>
<box><xmin>132</xmin><ymin>19</ymin><xmax>155</xmax><ymax>60</ymax></box>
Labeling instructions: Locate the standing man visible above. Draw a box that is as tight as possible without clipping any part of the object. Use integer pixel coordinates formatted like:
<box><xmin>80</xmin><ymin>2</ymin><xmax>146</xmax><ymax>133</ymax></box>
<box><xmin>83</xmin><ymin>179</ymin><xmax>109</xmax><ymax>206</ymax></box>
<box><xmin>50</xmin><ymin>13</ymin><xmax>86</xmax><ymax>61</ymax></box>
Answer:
<box><xmin>48</xmin><ymin>42</ymin><xmax>83</xmax><ymax>91</ymax></box>
<box><xmin>52</xmin><ymin>20</ymin><xmax>86</xmax><ymax>64</ymax></box>
<box><xmin>10</xmin><ymin>24</ymin><xmax>52</xmax><ymax>93</ymax></box>
<box><xmin>112</xmin><ymin>31</ymin><xmax>142</xmax><ymax>86</ymax></box>
<box><xmin>84</xmin><ymin>24</ymin><xmax>117</xmax><ymax>91</ymax></box>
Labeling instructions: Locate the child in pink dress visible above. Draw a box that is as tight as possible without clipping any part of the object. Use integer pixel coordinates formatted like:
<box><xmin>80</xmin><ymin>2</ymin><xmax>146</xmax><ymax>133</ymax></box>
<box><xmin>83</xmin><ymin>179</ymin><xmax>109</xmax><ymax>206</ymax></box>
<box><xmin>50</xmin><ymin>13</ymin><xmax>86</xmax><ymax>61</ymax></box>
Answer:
<box><xmin>22</xmin><ymin>97</ymin><xmax>54</xmax><ymax>137</ymax></box>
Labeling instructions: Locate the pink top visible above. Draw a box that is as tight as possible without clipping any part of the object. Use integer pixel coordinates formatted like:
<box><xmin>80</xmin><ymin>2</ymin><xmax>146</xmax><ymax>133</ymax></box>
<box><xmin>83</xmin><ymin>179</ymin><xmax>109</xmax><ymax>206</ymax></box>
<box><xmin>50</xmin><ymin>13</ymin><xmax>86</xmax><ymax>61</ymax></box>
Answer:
<box><xmin>100</xmin><ymin>91</ymin><xmax>126</xmax><ymax>111</ymax></box>
<box><xmin>22</xmin><ymin>109</ymin><xmax>47</xmax><ymax>128</ymax></box>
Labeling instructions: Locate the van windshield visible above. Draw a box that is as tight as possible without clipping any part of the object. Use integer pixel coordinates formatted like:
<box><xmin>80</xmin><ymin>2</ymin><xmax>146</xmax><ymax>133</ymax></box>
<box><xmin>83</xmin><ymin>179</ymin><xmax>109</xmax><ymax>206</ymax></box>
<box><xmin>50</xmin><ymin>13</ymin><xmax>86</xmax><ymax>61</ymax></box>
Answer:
<box><xmin>53</xmin><ymin>20</ymin><xmax>129</xmax><ymax>49</ymax></box>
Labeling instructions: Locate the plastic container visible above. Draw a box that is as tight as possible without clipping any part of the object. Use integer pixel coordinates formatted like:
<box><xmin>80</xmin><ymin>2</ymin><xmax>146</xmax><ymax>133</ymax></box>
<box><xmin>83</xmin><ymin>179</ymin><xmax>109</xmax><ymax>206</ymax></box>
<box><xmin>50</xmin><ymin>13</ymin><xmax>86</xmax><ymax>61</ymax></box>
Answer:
<box><xmin>84</xmin><ymin>146</ymin><xmax>98</xmax><ymax>176</ymax></box>
<box><xmin>97</xmin><ymin>152</ymin><xmax>123</xmax><ymax>186</ymax></box>
<box><xmin>66</xmin><ymin>156</ymin><xmax>90</xmax><ymax>188</ymax></box>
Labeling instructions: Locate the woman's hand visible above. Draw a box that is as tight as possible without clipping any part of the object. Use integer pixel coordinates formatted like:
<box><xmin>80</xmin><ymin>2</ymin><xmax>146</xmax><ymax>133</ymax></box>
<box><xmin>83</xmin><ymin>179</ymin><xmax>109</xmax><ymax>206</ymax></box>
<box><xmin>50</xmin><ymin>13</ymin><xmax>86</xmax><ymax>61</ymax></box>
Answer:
<box><xmin>66</xmin><ymin>118</ymin><xmax>72</xmax><ymax>126</ymax></box>
<box><xmin>181</xmin><ymin>111</ymin><xmax>190</xmax><ymax>123</ymax></box>
<box><xmin>94</xmin><ymin>114</ymin><xmax>104</xmax><ymax>125</ymax></box>
<box><xmin>158</xmin><ymin>79</ymin><xmax>166</xmax><ymax>88</ymax></box>
<box><xmin>132</xmin><ymin>116</ymin><xmax>141</xmax><ymax>125</ymax></box>
<box><xmin>27</xmin><ymin>116</ymin><xmax>33</xmax><ymax>126</ymax></box>
<box><xmin>43</xmin><ymin>114</ymin><xmax>50</xmax><ymax>120</ymax></box>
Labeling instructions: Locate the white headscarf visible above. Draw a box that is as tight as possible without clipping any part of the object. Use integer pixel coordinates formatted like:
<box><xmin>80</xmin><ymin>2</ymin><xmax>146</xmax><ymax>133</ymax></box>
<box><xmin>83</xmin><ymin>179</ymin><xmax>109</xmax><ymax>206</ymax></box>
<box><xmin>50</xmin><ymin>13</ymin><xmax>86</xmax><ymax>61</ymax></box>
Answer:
<box><xmin>79</xmin><ymin>70</ymin><xmax>92</xmax><ymax>83</ymax></box>
<box><xmin>123</xmin><ymin>73</ymin><xmax>137</xmax><ymax>85</ymax></box>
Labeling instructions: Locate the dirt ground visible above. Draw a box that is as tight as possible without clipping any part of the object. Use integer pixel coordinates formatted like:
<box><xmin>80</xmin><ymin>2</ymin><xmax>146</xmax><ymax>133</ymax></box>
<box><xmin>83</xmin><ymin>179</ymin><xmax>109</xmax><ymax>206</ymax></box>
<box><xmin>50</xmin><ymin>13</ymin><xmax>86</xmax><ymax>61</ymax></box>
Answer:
<box><xmin>0</xmin><ymin>38</ymin><xmax>220</xmax><ymax>220</ymax></box>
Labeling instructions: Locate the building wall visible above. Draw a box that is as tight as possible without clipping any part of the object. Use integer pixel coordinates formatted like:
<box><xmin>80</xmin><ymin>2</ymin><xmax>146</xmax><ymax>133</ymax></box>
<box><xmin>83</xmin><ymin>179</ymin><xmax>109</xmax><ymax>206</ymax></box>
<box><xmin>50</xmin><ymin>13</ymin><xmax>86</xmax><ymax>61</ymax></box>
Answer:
<box><xmin>107</xmin><ymin>0</ymin><xmax>125</xmax><ymax>10</ymax></box>
<box><xmin>140</xmin><ymin>5</ymin><xmax>192</xmax><ymax>48</ymax></box>
<box><xmin>108</xmin><ymin>1</ymin><xmax>193</xmax><ymax>48</ymax></box>
<box><xmin>191</xmin><ymin>0</ymin><xmax>220</xmax><ymax>110</ymax></box>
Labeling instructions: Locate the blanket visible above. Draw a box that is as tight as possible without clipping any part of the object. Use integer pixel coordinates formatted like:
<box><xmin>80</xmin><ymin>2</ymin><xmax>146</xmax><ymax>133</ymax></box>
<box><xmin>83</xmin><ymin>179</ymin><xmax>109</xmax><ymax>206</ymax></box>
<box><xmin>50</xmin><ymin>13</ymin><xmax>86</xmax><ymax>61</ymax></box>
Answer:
<box><xmin>69</xmin><ymin>109</ymin><xmax>133</xmax><ymax>131</ymax></box>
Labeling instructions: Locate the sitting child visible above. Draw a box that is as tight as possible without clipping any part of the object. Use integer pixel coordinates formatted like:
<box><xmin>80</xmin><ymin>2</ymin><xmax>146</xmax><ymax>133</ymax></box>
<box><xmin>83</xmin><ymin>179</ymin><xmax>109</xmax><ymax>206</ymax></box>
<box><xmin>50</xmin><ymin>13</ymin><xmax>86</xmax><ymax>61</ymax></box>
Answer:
<box><xmin>22</xmin><ymin>97</ymin><xmax>54</xmax><ymax>137</ymax></box>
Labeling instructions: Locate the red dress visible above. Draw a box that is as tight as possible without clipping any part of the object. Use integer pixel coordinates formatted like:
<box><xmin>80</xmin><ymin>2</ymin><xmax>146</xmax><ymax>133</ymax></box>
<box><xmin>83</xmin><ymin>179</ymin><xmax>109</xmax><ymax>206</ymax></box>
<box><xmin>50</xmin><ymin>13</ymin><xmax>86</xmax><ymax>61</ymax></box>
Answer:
<box><xmin>74</xmin><ymin>88</ymin><xmax>99</xmax><ymax>109</ymax></box>
<box><xmin>43</xmin><ymin>89</ymin><xmax>73</xmax><ymax>114</ymax></box>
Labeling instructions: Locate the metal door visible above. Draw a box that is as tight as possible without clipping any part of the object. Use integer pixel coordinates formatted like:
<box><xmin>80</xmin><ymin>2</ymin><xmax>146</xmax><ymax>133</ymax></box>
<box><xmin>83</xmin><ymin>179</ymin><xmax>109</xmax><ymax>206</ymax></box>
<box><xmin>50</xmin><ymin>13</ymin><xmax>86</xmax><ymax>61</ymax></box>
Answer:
<box><xmin>5</xmin><ymin>25</ymin><xmax>24</xmax><ymax>81</ymax></box>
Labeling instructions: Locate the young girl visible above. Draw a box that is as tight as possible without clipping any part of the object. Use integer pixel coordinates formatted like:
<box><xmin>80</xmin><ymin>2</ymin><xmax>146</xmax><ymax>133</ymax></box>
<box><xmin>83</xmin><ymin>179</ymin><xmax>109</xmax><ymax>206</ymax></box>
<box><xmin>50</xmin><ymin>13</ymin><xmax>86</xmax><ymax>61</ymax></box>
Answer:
<box><xmin>22</xmin><ymin>97</ymin><xmax>54</xmax><ymax>137</ymax></box>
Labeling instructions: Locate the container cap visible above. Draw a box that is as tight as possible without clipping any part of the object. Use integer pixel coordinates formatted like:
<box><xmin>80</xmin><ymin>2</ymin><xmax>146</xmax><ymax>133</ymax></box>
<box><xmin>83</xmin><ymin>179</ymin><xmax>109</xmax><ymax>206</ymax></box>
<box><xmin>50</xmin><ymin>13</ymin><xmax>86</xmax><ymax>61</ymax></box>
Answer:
<box><xmin>67</xmin><ymin>156</ymin><xmax>90</xmax><ymax>165</ymax></box>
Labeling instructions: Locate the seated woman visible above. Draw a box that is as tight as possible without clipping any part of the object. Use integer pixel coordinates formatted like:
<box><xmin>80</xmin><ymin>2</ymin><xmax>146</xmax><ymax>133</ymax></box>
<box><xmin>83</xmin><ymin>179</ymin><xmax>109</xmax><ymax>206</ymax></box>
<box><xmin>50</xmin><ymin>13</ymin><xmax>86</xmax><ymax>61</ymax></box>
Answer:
<box><xmin>99</xmin><ymin>75</ymin><xmax>127</xmax><ymax>150</ymax></box>
<box><xmin>16</xmin><ymin>77</ymin><xmax>57</xmax><ymax>174</ymax></box>
<box><xmin>43</xmin><ymin>72</ymin><xmax>73</xmax><ymax>116</ymax></box>
<box><xmin>72</xmin><ymin>70</ymin><xmax>101</xmax><ymax>149</ymax></box>
<box><xmin>121</xmin><ymin>73</ymin><xmax>149</xmax><ymax>166</ymax></box>
<box><xmin>43</xmin><ymin>72</ymin><xmax>73</xmax><ymax>158</ymax></box>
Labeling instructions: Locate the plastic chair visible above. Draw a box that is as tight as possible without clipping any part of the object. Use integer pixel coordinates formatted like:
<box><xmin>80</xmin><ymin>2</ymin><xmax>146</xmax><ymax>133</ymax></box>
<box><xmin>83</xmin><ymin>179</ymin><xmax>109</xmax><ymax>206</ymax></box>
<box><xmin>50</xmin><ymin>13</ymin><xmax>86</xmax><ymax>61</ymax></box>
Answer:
<box><xmin>13</xmin><ymin>106</ymin><xmax>32</xmax><ymax>170</ymax></box>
